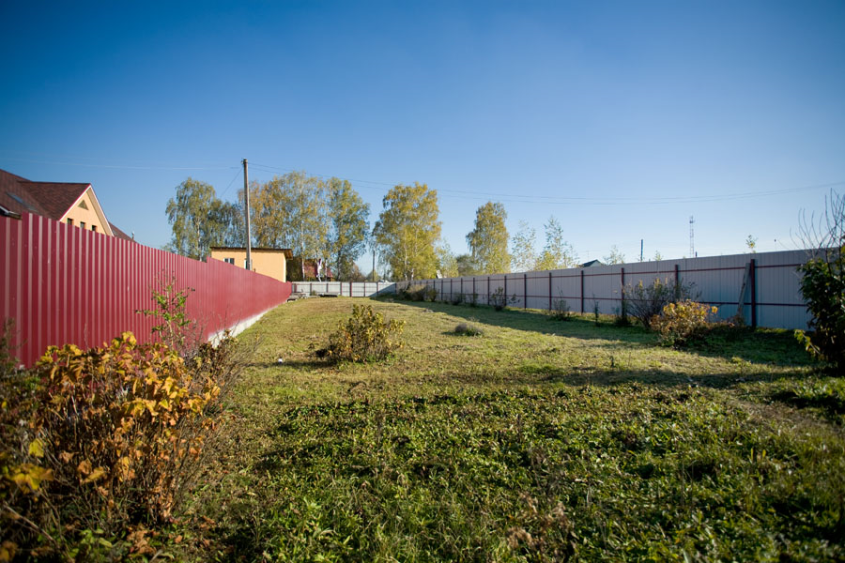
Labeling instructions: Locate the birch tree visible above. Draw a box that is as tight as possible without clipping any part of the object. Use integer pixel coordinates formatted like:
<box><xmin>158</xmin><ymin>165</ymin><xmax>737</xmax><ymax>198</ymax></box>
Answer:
<box><xmin>535</xmin><ymin>216</ymin><xmax>578</xmax><ymax>270</ymax></box>
<box><xmin>249</xmin><ymin>171</ymin><xmax>328</xmax><ymax>278</ymax></box>
<box><xmin>510</xmin><ymin>220</ymin><xmax>537</xmax><ymax>272</ymax></box>
<box><xmin>165</xmin><ymin>178</ymin><xmax>231</xmax><ymax>260</ymax></box>
<box><xmin>467</xmin><ymin>201</ymin><xmax>510</xmax><ymax>274</ymax></box>
<box><xmin>327</xmin><ymin>178</ymin><xmax>370</xmax><ymax>281</ymax></box>
<box><xmin>374</xmin><ymin>183</ymin><xmax>441</xmax><ymax>281</ymax></box>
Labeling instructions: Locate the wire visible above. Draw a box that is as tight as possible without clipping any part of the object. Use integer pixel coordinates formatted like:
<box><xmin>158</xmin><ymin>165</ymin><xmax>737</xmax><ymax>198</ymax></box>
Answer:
<box><xmin>219</xmin><ymin>168</ymin><xmax>243</xmax><ymax>199</ymax></box>
<box><xmin>249</xmin><ymin>161</ymin><xmax>844</xmax><ymax>206</ymax></box>
<box><xmin>0</xmin><ymin>154</ymin><xmax>238</xmax><ymax>171</ymax></box>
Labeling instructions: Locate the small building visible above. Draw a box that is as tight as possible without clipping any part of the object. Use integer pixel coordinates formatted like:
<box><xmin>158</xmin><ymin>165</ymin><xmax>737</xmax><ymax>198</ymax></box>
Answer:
<box><xmin>209</xmin><ymin>247</ymin><xmax>293</xmax><ymax>283</ymax></box>
<box><xmin>0</xmin><ymin>168</ymin><xmax>132</xmax><ymax>240</ymax></box>
<box><xmin>581</xmin><ymin>259</ymin><xmax>604</xmax><ymax>268</ymax></box>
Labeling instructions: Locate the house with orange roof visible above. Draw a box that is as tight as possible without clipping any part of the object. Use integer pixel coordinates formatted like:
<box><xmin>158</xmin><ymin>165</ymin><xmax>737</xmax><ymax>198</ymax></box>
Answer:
<box><xmin>0</xmin><ymin>168</ymin><xmax>132</xmax><ymax>240</ymax></box>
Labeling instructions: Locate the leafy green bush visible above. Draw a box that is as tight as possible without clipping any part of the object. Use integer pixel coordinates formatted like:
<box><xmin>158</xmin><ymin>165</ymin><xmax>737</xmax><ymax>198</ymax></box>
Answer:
<box><xmin>624</xmin><ymin>278</ymin><xmax>695</xmax><ymax>329</ymax></box>
<box><xmin>652</xmin><ymin>300</ymin><xmax>718</xmax><ymax>347</ymax></box>
<box><xmin>326</xmin><ymin>304</ymin><xmax>405</xmax><ymax>363</ymax></box>
<box><xmin>796</xmin><ymin>245</ymin><xmax>844</xmax><ymax>370</ymax></box>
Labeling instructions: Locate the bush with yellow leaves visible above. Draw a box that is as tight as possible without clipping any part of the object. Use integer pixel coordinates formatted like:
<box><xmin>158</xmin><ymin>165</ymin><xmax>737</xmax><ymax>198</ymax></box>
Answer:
<box><xmin>651</xmin><ymin>300</ymin><xmax>719</xmax><ymax>347</ymax></box>
<box><xmin>0</xmin><ymin>331</ymin><xmax>236</xmax><ymax>561</ymax></box>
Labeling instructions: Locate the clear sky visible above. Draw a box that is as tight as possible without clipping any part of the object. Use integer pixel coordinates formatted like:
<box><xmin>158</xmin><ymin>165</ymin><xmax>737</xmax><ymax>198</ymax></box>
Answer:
<box><xmin>2</xmin><ymin>0</ymin><xmax>844</xmax><ymax>271</ymax></box>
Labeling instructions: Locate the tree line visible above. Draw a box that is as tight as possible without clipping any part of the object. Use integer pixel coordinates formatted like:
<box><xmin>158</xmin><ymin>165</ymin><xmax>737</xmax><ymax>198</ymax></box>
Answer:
<box><xmin>165</xmin><ymin>173</ymin><xmax>583</xmax><ymax>281</ymax></box>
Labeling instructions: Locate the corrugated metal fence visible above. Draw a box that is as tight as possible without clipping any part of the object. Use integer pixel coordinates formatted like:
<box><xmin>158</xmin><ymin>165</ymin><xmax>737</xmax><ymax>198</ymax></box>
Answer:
<box><xmin>399</xmin><ymin>250</ymin><xmax>811</xmax><ymax>330</ymax></box>
<box><xmin>292</xmin><ymin>281</ymin><xmax>396</xmax><ymax>297</ymax></box>
<box><xmin>2</xmin><ymin>212</ymin><xmax>292</xmax><ymax>367</ymax></box>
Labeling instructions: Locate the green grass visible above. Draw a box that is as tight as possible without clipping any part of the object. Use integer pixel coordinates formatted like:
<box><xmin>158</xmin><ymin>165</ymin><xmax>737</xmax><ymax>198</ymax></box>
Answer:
<box><xmin>179</xmin><ymin>298</ymin><xmax>843</xmax><ymax>562</ymax></box>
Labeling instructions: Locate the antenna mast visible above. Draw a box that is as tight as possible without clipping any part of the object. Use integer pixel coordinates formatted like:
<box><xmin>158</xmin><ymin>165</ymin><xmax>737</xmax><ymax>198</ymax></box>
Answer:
<box><xmin>689</xmin><ymin>216</ymin><xmax>695</xmax><ymax>257</ymax></box>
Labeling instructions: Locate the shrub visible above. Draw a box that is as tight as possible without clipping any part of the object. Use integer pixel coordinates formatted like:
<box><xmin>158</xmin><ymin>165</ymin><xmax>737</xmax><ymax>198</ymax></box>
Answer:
<box><xmin>136</xmin><ymin>275</ymin><xmax>199</xmax><ymax>355</ymax></box>
<box><xmin>450</xmin><ymin>292</ymin><xmax>464</xmax><ymax>306</ymax></box>
<box><xmin>0</xmin><ymin>332</ymin><xmax>236</xmax><ymax>560</ymax></box>
<box><xmin>489</xmin><ymin>287</ymin><xmax>517</xmax><ymax>311</ymax></box>
<box><xmin>400</xmin><ymin>284</ymin><xmax>437</xmax><ymax>302</ymax></box>
<box><xmin>652</xmin><ymin>300</ymin><xmax>718</xmax><ymax>347</ymax></box>
<box><xmin>796</xmin><ymin>245</ymin><xmax>844</xmax><ymax>370</ymax></box>
<box><xmin>326</xmin><ymin>305</ymin><xmax>405</xmax><ymax>363</ymax></box>
<box><xmin>624</xmin><ymin>278</ymin><xmax>695</xmax><ymax>329</ymax></box>
<box><xmin>549</xmin><ymin>297</ymin><xmax>573</xmax><ymax>321</ymax></box>
<box><xmin>453</xmin><ymin>323</ymin><xmax>484</xmax><ymax>337</ymax></box>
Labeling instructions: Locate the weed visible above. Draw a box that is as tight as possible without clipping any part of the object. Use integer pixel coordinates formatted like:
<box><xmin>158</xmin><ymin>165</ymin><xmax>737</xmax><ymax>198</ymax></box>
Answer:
<box><xmin>453</xmin><ymin>323</ymin><xmax>484</xmax><ymax>337</ymax></box>
<box><xmin>549</xmin><ymin>296</ymin><xmax>574</xmax><ymax>321</ymax></box>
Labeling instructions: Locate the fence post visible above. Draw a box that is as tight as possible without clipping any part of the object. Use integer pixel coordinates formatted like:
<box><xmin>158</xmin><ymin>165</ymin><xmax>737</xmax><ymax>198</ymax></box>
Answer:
<box><xmin>549</xmin><ymin>271</ymin><xmax>553</xmax><ymax>311</ymax></box>
<box><xmin>750</xmin><ymin>259</ymin><xmax>757</xmax><ymax>328</ymax></box>
<box><xmin>487</xmin><ymin>276</ymin><xmax>490</xmax><ymax>305</ymax></box>
<box><xmin>504</xmin><ymin>275</ymin><xmax>507</xmax><ymax>301</ymax></box>
<box><xmin>620</xmin><ymin>267</ymin><xmax>626</xmax><ymax>314</ymax></box>
<box><xmin>524</xmin><ymin>273</ymin><xmax>527</xmax><ymax>309</ymax></box>
<box><xmin>460</xmin><ymin>277</ymin><xmax>463</xmax><ymax>300</ymax></box>
<box><xmin>580</xmin><ymin>269</ymin><xmax>585</xmax><ymax>314</ymax></box>
<box><xmin>674</xmin><ymin>263</ymin><xmax>680</xmax><ymax>286</ymax></box>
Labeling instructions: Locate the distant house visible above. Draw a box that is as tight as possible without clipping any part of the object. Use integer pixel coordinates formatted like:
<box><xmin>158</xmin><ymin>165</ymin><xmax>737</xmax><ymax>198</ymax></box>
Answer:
<box><xmin>581</xmin><ymin>259</ymin><xmax>604</xmax><ymax>268</ymax></box>
<box><xmin>286</xmin><ymin>256</ymin><xmax>334</xmax><ymax>282</ymax></box>
<box><xmin>0</xmin><ymin>168</ymin><xmax>132</xmax><ymax>240</ymax></box>
<box><xmin>209</xmin><ymin>247</ymin><xmax>293</xmax><ymax>283</ymax></box>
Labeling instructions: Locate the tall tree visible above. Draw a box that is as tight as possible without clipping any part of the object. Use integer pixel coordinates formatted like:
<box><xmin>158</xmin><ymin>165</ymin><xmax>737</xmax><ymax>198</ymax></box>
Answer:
<box><xmin>467</xmin><ymin>201</ymin><xmax>510</xmax><ymax>274</ymax></box>
<box><xmin>510</xmin><ymin>220</ymin><xmax>538</xmax><ymax>272</ymax></box>
<box><xmin>165</xmin><ymin>178</ymin><xmax>231</xmax><ymax>260</ymax></box>
<box><xmin>535</xmin><ymin>216</ymin><xmax>578</xmax><ymax>270</ymax></box>
<box><xmin>436</xmin><ymin>242</ymin><xmax>459</xmax><ymax>278</ymax></box>
<box><xmin>249</xmin><ymin>171</ymin><xmax>329</xmax><ymax>278</ymax></box>
<box><xmin>456</xmin><ymin>254</ymin><xmax>479</xmax><ymax>277</ymax></box>
<box><xmin>374</xmin><ymin>183</ymin><xmax>441</xmax><ymax>280</ymax></box>
<box><xmin>326</xmin><ymin>178</ymin><xmax>370</xmax><ymax>281</ymax></box>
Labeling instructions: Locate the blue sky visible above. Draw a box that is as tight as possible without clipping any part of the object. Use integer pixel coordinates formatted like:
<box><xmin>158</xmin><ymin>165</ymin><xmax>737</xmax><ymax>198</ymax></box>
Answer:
<box><xmin>1</xmin><ymin>0</ymin><xmax>844</xmax><ymax>270</ymax></box>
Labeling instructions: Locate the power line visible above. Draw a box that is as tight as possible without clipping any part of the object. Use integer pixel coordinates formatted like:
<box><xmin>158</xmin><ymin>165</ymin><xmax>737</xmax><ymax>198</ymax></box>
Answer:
<box><xmin>0</xmin><ymin>154</ymin><xmax>238</xmax><ymax>171</ymax></box>
<box><xmin>248</xmin><ymin>162</ymin><xmax>844</xmax><ymax>206</ymax></box>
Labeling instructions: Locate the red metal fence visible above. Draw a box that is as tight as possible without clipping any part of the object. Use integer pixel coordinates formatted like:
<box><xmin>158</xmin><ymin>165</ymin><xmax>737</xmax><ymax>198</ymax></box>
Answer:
<box><xmin>2</xmin><ymin>212</ymin><xmax>291</xmax><ymax>367</ymax></box>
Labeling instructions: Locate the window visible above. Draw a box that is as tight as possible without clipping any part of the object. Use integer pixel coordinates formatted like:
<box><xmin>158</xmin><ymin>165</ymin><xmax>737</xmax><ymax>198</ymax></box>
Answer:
<box><xmin>80</xmin><ymin>221</ymin><xmax>86</xmax><ymax>229</ymax></box>
<box><xmin>224</xmin><ymin>258</ymin><xmax>235</xmax><ymax>265</ymax></box>
<box><xmin>67</xmin><ymin>218</ymin><xmax>73</xmax><ymax>226</ymax></box>
<box><xmin>78</xmin><ymin>200</ymin><xmax>89</xmax><ymax>210</ymax></box>
<box><xmin>92</xmin><ymin>225</ymin><xmax>97</xmax><ymax>232</ymax></box>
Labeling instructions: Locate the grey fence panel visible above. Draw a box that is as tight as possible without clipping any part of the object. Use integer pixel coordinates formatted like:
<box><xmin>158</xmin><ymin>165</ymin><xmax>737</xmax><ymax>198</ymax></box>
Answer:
<box><xmin>292</xmin><ymin>281</ymin><xmax>396</xmax><ymax>297</ymax></box>
<box><xmin>405</xmin><ymin>249</ymin><xmax>813</xmax><ymax>329</ymax></box>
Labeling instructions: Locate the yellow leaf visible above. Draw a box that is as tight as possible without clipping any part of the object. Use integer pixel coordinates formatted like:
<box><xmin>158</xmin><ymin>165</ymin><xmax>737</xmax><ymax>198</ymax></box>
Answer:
<box><xmin>11</xmin><ymin>464</ymin><xmax>54</xmax><ymax>492</ymax></box>
<box><xmin>81</xmin><ymin>466</ymin><xmax>107</xmax><ymax>484</ymax></box>
<box><xmin>28</xmin><ymin>438</ymin><xmax>45</xmax><ymax>458</ymax></box>
<box><xmin>59</xmin><ymin>451</ymin><xmax>74</xmax><ymax>463</ymax></box>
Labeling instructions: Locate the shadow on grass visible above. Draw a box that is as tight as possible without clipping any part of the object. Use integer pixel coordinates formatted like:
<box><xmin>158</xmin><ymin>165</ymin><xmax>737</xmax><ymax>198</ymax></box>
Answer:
<box><xmin>391</xmin><ymin>299</ymin><xmax>811</xmax><ymax>368</ymax></box>
<box><xmin>245</xmin><ymin>359</ymin><xmax>328</xmax><ymax>370</ymax></box>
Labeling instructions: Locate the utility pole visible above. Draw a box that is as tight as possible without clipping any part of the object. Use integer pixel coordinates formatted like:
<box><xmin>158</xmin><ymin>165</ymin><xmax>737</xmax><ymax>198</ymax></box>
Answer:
<box><xmin>243</xmin><ymin>159</ymin><xmax>252</xmax><ymax>271</ymax></box>
<box><xmin>640</xmin><ymin>239</ymin><xmax>644</xmax><ymax>262</ymax></box>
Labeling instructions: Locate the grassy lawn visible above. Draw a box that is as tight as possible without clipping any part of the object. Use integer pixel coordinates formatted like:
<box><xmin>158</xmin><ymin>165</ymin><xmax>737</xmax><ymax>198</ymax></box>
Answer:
<box><xmin>183</xmin><ymin>297</ymin><xmax>844</xmax><ymax>562</ymax></box>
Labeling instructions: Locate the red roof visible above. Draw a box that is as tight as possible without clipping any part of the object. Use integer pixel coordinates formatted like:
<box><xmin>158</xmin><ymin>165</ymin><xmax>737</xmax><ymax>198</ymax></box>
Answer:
<box><xmin>0</xmin><ymin>168</ymin><xmax>131</xmax><ymax>239</ymax></box>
